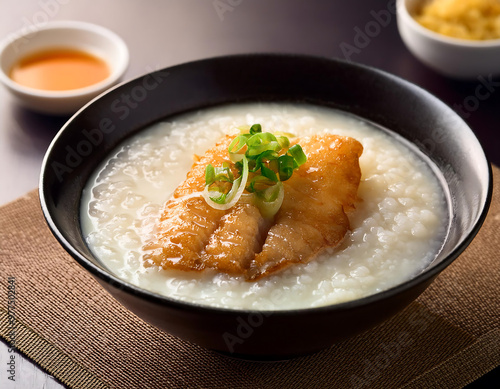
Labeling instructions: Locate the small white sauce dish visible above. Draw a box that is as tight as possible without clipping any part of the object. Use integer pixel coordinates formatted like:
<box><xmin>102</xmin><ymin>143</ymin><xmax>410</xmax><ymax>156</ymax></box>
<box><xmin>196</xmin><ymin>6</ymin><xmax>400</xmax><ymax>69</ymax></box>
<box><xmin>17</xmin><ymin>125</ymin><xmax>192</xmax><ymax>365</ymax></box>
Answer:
<box><xmin>0</xmin><ymin>20</ymin><xmax>129</xmax><ymax>115</ymax></box>
<box><xmin>397</xmin><ymin>0</ymin><xmax>500</xmax><ymax>79</ymax></box>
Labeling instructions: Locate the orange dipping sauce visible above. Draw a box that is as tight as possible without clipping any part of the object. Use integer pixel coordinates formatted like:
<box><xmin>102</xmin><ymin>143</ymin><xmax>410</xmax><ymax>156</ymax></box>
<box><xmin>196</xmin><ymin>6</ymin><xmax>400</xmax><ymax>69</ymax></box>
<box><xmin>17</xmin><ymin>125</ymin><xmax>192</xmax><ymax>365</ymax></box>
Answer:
<box><xmin>9</xmin><ymin>48</ymin><xmax>110</xmax><ymax>91</ymax></box>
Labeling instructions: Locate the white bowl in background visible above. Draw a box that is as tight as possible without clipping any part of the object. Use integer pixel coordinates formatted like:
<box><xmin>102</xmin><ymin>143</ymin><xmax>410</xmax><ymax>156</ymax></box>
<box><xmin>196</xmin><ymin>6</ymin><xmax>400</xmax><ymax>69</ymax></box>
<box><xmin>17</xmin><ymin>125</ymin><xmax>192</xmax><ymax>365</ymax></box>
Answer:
<box><xmin>0</xmin><ymin>20</ymin><xmax>129</xmax><ymax>115</ymax></box>
<box><xmin>397</xmin><ymin>0</ymin><xmax>500</xmax><ymax>79</ymax></box>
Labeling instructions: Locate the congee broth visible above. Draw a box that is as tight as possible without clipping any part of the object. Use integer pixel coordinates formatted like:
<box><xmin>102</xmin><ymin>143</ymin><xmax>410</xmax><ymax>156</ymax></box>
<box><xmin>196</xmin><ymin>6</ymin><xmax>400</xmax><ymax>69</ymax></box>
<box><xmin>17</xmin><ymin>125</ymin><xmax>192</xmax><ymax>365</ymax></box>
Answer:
<box><xmin>80</xmin><ymin>102</ymin><xmax>448</xmax><ymax>310</ymax></box>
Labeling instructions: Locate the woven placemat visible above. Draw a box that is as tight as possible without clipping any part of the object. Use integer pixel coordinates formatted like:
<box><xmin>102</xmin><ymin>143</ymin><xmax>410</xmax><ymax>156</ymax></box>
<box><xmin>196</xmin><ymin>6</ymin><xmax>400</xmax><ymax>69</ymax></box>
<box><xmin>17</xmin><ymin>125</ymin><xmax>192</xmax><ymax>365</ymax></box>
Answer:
<box><xmin>0</xmin><ymin>166</ymin><xmax>499</xmax><ymax>389</ymax></box>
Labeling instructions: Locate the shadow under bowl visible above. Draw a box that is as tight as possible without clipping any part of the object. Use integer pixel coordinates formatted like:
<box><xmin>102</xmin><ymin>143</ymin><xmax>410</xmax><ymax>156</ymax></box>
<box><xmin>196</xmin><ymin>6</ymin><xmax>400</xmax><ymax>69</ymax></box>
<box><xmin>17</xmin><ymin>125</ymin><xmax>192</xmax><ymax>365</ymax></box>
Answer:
<box><xmin>39</xmin><ymin>54</ymin><xmax>492</xmax><ymax>360</ymax></box>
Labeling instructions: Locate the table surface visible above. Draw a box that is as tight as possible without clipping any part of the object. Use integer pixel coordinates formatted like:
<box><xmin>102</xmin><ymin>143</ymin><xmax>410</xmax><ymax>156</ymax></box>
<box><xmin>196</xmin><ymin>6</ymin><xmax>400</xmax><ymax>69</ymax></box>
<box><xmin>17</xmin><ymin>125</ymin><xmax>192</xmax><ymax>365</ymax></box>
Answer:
<box><xmin>0</xmin><ymin>1</ymin><xmax>498</xmax><ymax>388</ymax></box>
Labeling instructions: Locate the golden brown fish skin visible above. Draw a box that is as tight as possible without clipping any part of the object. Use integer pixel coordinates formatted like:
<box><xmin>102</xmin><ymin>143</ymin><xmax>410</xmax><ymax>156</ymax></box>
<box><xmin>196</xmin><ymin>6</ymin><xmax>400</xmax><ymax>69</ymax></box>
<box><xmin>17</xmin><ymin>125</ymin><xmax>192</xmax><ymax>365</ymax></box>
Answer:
<box><xmin>144</xmin><ymin>133</ymin><xmax>362</xmax><ymax>281</ymax></box>
<box><xmin>247</xmin><ymin>135</ymin><xmax>363</xmax><ymax>281</ymax></box>
<box><xmin>202</xmin><ymin>203</ymin><xmax>270</xmax><ymax>274</ymax></box>
<box><xmin>142</xmin><ymin>135</ymin><xmax>234</xmax><ymax>270</ymax></box>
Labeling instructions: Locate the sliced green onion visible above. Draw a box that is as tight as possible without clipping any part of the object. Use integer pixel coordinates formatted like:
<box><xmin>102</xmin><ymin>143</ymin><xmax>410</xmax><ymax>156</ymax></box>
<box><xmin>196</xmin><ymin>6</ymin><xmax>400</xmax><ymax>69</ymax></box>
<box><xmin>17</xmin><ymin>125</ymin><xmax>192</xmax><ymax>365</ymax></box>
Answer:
<box><xmin>247</xmin><ymin>132</ymin><xmax>276</xmax><ymax>147</ymax></box>
<box><xmin>249</xmin><ymin>123</ymin><xmax>262</xmax><ymax>135</ymax></box>
<box><xmin>256</xmin><ymin>150</ymin><xmax>279</xmax><ymax>164</ymax></box>
<box><xmin>229</xmin><ymin>135</ymin><xmax>249</xmax><ymax>163</ymax></box>
<box><xmin>288</xmin><ymin>144</ymin><xmax>307</xmax><ymax>167</ymax></box>
<box><xmin>277</xmin><ymin>154</ymin><xmax>295</xmax><ymax>181</ymax></box>
<box><xmin>246</xmin><ymin>175</ymin><xmax>275</xmax><ymax>193</ymax></box>
<box><xmin>202</xmin><ymin>156</ymin><xmax>249</xmax><ymax>210</ymax></box>
<box><xmin>206</xmin><ymin>188</ymin><xmax>226</xmax><ymax>204</ymax></box>
<box><xmin>254</xmin><ymin>182</ymin><xmax>284</xmax><ymax>219</ymax></box>
<box><xmin>229</xmin><ymin>135</ymin><xmax>249</xmax><ymax>155</ymax></box>
<box><xmin>202</xmin><ymin>124</ymin><xmax>307</xmax><ymax>217</ymax></box>
<box><xmin>230</xmin><ymin>153</ymin><xmax>244</xmax><ymax>163</ymax></box>
<box><xmin>260</xmin><ymin>165</ymin><xmax>278</xmax><ymax>182</ymax></box>
<box><xmin>246</xmin><ymin>133</ymin><xmax>281</xmax><ymax>157</ymax></box>
<box><xmin>250</xmin><ymin>150</ymin><xmax>278</xmax><ymax>173</ymax></box>
<box><xmin>205</xmin><ymin>164</ymin><xmax>215</xmax><ymax>186</ymax></box>
<box><xmin>214</xmin><ymin>166</ymin><xmax>233</xmax><ymax>182</ymax></box>
<box><xmin>205</xmin><ymin>164</ymin><xmax>233</xmax><ymax>186</ymax></box>
<box><xmin>247</xmin><ymin>142</ymin><xmax>280</xmax><ymax>157</ymax></box>
<box><xmin>276</xmin><ymin>135</ymin><xmax>290</xmax><ymax>150</ymax></box>
<box><xmin>260</xmin><ymin>182</ymin><xmax>282</xmax><ymax>202</ymax></box>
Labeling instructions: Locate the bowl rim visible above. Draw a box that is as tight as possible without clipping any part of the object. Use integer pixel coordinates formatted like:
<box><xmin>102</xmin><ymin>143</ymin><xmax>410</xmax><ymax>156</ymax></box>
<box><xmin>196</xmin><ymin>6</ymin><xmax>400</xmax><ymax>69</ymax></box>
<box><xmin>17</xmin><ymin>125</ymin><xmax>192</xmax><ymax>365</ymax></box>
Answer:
<box><xmin>39</xmin><ymin>53</ymin><xmax>493</xmax><ymax>316</ymax></box>
<box><xmin>0</xmin><ymin>20</ymin><xmax>129</xmax><ymax>98</ymax></box>
<box><xmin>397</xmin><ymin>0</ymin><xmax>500</xmax><ymax>47</ymax></box>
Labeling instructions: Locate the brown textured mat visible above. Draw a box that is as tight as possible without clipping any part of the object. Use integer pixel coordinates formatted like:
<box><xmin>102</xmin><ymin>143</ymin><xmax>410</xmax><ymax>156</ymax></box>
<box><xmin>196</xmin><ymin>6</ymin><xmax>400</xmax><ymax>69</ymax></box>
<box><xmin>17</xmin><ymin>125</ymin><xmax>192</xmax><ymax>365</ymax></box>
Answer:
<box><xmin>0</xmin><ymin>167</ymin><xmax>499</xmax><ymax>389</ymax></box>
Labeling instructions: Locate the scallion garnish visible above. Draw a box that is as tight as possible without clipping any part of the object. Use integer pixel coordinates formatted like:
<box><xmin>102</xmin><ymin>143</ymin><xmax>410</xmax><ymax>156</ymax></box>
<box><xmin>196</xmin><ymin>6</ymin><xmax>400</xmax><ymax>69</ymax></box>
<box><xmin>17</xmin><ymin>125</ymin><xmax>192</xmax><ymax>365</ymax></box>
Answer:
<box><xmin>205</xmin><ymin>162</ymin><xmax>234</xmax><ymax>186</ymax></box>
<box><xmin>288</xmin><ymin>144</ymin><xmax>307</xmax><ymax>167</ymax></box>
<box><xmin>277</xmin><ymin>154</ymin><xmax>295</xmax><ymax>181</ymax></box>
<box><xmin>203</xmin><ymin>124</ymin><xmax>307</xmax><ymax>217</ymax></box>
<box><xmin>202</xmin><ymin>156</ymin><xmax>249</xmax><ymax>210</ymax></box>
<box><xmin>254</xmin><ymin>182</ymin><xmax>284</xmax><ymax>219</ymax></box>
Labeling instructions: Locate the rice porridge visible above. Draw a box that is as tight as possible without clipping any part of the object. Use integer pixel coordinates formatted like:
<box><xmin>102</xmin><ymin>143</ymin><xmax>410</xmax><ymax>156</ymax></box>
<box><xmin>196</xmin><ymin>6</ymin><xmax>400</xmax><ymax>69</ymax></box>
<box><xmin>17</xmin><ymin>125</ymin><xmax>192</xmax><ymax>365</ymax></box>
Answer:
<box><xmin>80</xmin><ymin>102</ymin><xmax>448</xmax><ymax>310</ymax></box>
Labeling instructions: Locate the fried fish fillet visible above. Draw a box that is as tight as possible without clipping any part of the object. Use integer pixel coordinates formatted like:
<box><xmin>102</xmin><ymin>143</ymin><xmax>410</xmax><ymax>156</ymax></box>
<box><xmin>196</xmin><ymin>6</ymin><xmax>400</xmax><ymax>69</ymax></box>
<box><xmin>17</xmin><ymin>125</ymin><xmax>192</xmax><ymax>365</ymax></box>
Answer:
<box><xmin>142</xmin><ymin>135</ymin><xmax>233</xmax><ymax>271</ymax></box>
<box><xmin>143</xmin><ymin>133</ymin><xmax>363</xmax><ymax>280</ymax></box>
<box><xmin>247</xmin><ymin>135</ymin><xmax>363</xmax><ymax>280</ymax></box>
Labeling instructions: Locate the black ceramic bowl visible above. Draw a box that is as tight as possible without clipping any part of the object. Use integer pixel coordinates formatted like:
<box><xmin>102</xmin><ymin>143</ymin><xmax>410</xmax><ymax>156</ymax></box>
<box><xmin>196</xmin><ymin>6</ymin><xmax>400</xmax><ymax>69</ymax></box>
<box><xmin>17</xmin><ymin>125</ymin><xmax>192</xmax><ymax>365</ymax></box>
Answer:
<box><xmin>40</xmin><ymin>54</ymin><xmax>492</xmax><ymax>360</ymax></box>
